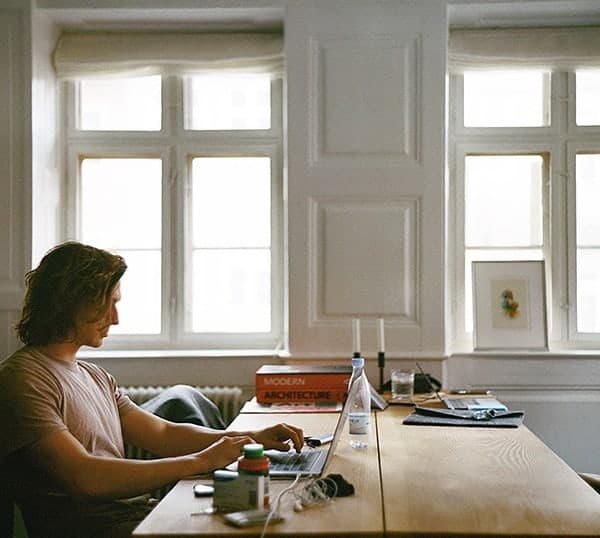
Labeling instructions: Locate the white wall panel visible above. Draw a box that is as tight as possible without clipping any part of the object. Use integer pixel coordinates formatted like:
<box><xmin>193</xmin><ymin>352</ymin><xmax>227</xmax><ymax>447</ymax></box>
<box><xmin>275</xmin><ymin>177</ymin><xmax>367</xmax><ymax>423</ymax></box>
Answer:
<box><xmin>308</xmin><ymin>196</ymin><xmax>418</xmax><ymax>321</ymax></box>
<box><xmin>0</xmin><ymin>6</ymin><xmax>29</xmax><ymax>362</ymax></box>
<box><xmin>308</xmin><ymin>35</ymin><xmax>420</xmax><ymax>165</ymax></box>
<box><xmin>287</xmin><ymin>0</ymin><xmax>446</xmax><ymax>356</ymax></box>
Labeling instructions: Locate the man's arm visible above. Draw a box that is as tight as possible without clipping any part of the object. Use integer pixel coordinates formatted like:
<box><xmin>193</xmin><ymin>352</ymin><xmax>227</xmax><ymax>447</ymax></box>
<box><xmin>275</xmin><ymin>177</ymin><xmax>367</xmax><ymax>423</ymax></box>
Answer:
<box><xmin>22</xmin><ymin>408</ymin><xmax>303</xmax><ymax>501</ymax></box>
<box><xmin>121</xmin><ymin>405</ymin><xmax>304</xmax><ymax>457</ymax></box>
<box><xmin>120</xmin><ymin>404</ymin><xmax>229</xmax><ymax>456</ymax></box>
<box><xmin>24</xmin><ymin>427</ymin><xmax>253</xmax><ymax>500</ymax></box>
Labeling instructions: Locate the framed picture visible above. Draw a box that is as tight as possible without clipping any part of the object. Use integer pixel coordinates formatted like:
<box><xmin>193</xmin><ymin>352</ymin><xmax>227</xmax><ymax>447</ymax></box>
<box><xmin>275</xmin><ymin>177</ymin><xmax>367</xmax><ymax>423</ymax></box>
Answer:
<box><xmin>472</xmin><ymin>260</ymin><xmax>548</xmax><ymax>351</ymax></box>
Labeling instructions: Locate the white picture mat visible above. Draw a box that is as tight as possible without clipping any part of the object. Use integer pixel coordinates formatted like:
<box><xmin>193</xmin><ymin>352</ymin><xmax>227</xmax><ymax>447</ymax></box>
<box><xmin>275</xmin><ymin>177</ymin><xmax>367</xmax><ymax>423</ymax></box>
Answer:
<box><xmin>472</xmin><ymin>260</ymin><xmax>548</xmax><ymax>350</ymax></box>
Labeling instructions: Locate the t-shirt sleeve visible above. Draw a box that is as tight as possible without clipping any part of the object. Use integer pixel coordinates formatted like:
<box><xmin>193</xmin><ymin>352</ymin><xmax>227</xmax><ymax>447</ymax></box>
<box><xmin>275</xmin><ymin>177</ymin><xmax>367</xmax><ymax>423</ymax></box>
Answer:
<box><xmin>0</xmin><ymin>363</ymin><xmax>67</xmax><ymax>460</ymax></box>
<box><xmin>112</xmin><ymin>378</ymin><xmax>137</xmax><ymax>417</ymax></box>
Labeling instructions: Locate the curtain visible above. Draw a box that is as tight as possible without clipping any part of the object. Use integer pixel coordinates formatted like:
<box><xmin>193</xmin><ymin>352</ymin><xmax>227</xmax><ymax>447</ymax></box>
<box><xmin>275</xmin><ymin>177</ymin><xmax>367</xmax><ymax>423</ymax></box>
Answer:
<box><xmin>53</xmin><ymin>32</ymin><xmax>284</xmax><ymax>78</ymax></box>
<box><xmin>449</xmin><ymin>27</ymin><xmax>600</xmax><ymax>72</ymax></box>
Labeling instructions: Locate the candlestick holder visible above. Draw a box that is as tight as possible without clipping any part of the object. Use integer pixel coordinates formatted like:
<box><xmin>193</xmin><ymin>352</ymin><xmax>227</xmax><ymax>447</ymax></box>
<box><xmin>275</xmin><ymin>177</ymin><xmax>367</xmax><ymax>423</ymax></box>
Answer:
<box><xmin>377</xmin><ymin>351</ymin><xmax>385</xmax><ymax>393</ymax></box>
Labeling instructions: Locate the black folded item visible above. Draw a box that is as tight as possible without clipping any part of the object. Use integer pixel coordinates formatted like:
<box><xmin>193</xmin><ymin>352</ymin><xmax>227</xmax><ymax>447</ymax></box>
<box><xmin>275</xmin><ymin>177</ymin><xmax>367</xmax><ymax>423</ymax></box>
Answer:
<box><xmin>403</xmin><ymin>406</ymin><xmax>524</xmax><ymax>428</ymax></box>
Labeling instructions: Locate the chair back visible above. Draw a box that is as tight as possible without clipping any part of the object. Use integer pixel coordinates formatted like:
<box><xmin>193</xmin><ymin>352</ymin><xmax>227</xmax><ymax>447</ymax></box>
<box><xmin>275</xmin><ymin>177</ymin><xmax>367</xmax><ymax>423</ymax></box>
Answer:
<box><xmin>0</xmin><ymin>462</ymin><xmax>14</xmax><ymax>537</ymax></box>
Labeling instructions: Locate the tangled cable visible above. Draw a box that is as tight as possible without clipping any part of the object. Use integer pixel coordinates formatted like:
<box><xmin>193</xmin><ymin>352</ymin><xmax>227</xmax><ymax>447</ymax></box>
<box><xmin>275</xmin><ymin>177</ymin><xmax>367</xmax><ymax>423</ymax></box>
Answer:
<box><xmin>293</xmin><ymin>475</ymin><xmax>338</xmax><ymax>511</ymax></box>
<box><xmin>258</xmin><ymin>474</ymin><xmax>341</xmax><ymax>538</ymax></box>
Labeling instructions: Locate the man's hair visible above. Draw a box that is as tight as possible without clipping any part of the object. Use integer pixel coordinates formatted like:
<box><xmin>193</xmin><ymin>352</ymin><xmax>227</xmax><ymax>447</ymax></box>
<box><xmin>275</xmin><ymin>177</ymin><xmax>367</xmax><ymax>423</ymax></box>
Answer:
<box><xmin>15</xmin><ymin>241</ymin><xmax>127</xmax><ymax>345</ymax></box>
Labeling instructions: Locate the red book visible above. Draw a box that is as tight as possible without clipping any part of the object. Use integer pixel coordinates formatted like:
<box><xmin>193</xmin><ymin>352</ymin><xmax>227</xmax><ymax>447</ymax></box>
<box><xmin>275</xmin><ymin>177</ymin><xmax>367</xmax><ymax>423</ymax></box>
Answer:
<box><xmin>255</xmin><ymin>365</ymin><xmax>352</xmax><ymax>404</ymax></box>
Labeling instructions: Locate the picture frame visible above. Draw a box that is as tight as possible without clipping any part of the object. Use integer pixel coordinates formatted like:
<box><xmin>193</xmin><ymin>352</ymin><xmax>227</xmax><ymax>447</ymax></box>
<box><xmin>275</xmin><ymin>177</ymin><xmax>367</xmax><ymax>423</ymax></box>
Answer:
<box><xmin>472</xmin><ymin>260</ymin><xmax>548</xmax><ymax>351</ymax></box>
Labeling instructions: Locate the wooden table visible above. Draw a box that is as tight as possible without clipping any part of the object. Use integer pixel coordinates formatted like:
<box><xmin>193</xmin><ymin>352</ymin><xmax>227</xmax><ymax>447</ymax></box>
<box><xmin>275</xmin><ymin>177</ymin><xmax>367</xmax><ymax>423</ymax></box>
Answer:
<box><xmin>133</xmin><ymin>411</ymin><xmax>383</xmax><ymax>537</ymax></box>
<box><xmin>379</xmin><ymin>405</ymin><xmax>600</xmax><ymax>537</ymax></box>
<box><xmin>133</xmin><ymin>403</ymin><xmax>600</xmax><ymax>537</ymax></box>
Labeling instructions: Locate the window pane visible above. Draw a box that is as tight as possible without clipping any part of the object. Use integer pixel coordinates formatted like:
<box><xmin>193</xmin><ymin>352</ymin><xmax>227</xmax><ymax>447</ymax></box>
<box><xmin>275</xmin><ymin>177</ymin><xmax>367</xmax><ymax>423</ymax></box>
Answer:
<box><xmin>577</xmin><ymin>249</ymin><xmax>600</xmax><ymax>333</ymax></box>
<box><xmin>464</xmin><ymin>249</ymin><xmax>543</xmax><ymax>332</ymax></box>
<box><xmin>576</xmin><ymin>70</ymin><xmax>600</xmax><ymax>126</ymax></box>
<box><xmin>192</xmin><ymin>249</ymin><xmax>271</xmax><ymax>333</ymax></box>
<box><xmin>192</xmin><ymin>157</ymin><xmax>271</xmax><ymax>248</ymax></box>
<box><xmin>81</xmin><ymin>158</ymin><xmax>162</xmax><ymax>249</ymax></box>
<box><xmin>80</xmin><ymin>158</ymin><xmax>162</xmax><ymax>335</ymax></box>
<box><xmin>576</xmin><ymin>154</ymin><xmax>600</xmax><ymax>246</ymax></box>
<box><xmin>110</xmin><ymin>250</ymin><xmax>161</xmax><ymax>335</ymax></box>
<box><xmin>79</xmin><ymin>76</ymin><xmax>161</xmax><ymax>131</ymax></box>
<box><xmin>464</xmin><ymin>71</ymin><xmax>549</xmax><ymax>127</ymax></box>
<box><xmin>465</xmin><ymin>155</ymin><xmax>544</xmax><ymax>247</ymax></box>
<box><xmin>187</xmin><ymin>74</ymin><xmax>271</xmax><ymax>130</ymax></box>
<box><xmin>576</xmin><ymin>154</ymin><xmax>600</xmax><ymax>333</ymax></box>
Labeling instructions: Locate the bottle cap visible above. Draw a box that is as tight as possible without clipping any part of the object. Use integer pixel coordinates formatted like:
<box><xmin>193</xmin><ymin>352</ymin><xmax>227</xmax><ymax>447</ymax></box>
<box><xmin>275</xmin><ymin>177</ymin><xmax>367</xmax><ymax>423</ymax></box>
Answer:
<box><xmin>242</xmin><ymin>443</ymin><xmax>265</xmax><ymax>458</ymax></box>
<box><xmin>352</xmin><ymin>357</ymin><xmax>365</xmax><ymax>368</ymax></box>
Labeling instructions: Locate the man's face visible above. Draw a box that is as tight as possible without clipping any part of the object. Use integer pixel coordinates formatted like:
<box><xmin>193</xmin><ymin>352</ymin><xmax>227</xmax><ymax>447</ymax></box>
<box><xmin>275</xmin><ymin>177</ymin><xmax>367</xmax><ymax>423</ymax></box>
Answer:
<box><xmin>74</xmin><ymin>282</ymin><xmax>121</xmax><ymax>348</ymax></box>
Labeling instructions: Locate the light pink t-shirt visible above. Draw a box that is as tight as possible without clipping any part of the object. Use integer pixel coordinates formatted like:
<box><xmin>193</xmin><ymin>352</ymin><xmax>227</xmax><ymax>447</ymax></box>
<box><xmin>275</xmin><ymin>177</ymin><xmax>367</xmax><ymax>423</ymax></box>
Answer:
<box><xmin>0</xmin><ymin>346</ymin><xmax>135</xmax><ymax>465</ymax></box>
<box><xmin>0</xmin><ymin>346</ymin><xmax>145</xmax><ymax>537</ymax></box>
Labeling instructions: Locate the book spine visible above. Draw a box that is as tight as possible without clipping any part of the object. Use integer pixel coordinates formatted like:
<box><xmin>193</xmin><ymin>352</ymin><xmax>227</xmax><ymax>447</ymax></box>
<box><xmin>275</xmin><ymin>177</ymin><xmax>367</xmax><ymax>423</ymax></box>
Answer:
<box><xmin>255</xmin><ymin>373</ymin><xmax>350</xmax><ymax>392</ymax></box>
<box><xmin>256</xmin><ymin>389</ymin><xmax>348</xmax><ymax>404</ymax></box>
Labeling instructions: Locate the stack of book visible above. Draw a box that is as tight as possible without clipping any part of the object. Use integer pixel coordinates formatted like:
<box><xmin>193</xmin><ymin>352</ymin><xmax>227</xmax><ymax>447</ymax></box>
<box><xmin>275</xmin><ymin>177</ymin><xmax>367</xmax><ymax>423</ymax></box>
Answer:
<box><xmin>255</xmin><ymin>364</ymin><xmax>352</xmax><ymax>404</ymax></box>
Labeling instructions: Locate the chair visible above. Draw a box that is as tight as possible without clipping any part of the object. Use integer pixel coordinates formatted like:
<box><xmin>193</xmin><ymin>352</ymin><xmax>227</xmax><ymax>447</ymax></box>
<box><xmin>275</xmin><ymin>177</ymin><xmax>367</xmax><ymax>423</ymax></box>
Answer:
<box><xmin>0</xmin><ymin>462</ymin><xmax>28</xmax><ymax>538</ymax></box>
<box><xmin>0</xmin><ymin>489</ymin><xmax>15</xmax><ymax>538</ymax></box>
<box><xmin>0</xmin><ymin>459</ymin><xmax>17</xmax><ymax>537</ymax></box>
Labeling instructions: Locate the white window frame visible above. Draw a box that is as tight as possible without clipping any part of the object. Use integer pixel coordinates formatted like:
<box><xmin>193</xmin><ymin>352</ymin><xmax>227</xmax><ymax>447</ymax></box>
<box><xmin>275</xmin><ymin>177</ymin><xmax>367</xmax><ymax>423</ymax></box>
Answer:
<box><xmin>450</xmin><ymin>69</ymin><xmax>600</xmax><ymax>351</ymax></box>
<box><xmin>62</xmin><ymin>75</ymin><xmax>285</xmax><ymax>352</ymax></box>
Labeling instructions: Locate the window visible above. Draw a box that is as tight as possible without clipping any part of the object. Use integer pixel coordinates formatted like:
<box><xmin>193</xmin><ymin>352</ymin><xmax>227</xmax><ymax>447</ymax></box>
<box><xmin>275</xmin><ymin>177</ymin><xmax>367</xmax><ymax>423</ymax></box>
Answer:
<box><xmin>60</xmin><ymin>34</ymin><xmax>284</xmax><ymax>351</ymax></box>
<box><xmin>449</xmin><ymin>28</ymin><xmax>600</xmax><ymax>350</ymax></box>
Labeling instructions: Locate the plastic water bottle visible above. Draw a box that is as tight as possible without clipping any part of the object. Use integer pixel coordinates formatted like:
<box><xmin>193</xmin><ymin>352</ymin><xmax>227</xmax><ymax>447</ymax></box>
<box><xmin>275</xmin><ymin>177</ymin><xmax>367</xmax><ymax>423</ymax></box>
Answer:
<box><xmin>348</xmin><ymin>357</ymin><xmax>371</xmax><ymax>449</ymax></box>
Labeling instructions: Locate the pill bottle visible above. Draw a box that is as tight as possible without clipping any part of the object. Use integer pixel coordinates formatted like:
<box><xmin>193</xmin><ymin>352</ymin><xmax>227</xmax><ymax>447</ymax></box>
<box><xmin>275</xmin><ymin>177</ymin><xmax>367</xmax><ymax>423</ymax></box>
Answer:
<box><xmin>238</xmin><ymin>443</ymin><xmax>270</xmax><ymax>508</ymax></box>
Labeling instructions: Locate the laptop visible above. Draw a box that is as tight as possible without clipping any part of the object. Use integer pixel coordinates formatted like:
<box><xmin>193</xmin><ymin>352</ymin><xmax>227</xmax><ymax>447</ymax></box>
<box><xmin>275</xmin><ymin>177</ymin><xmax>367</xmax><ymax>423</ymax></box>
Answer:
<box><xmin>443</xmin><ymin>397</ymin><xmax>508</xmax><ymax>412</ymax></box>
<box><xmin>263</xmin><ymin>376</ymin><xmax>358</xmax><ymax>479</ymax></box>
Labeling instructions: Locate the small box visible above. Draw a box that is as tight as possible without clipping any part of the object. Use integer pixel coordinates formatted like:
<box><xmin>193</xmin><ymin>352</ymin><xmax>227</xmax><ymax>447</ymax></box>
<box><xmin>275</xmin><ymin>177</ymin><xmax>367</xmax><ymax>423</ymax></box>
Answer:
<box><xmin>213</xmin><ymin>470</ymin><xmax>267</xmax><ymax>513</ymax></box>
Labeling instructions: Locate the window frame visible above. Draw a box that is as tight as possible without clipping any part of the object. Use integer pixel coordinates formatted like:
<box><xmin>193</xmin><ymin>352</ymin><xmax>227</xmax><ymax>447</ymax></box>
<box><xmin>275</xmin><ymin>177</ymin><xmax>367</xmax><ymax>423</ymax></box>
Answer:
<box><xmin>62</xmin><ymin>74</ymin><xmax>285</xmax><ymax>352</ymax></box>
<box><xmin>448</xmin><ymin>68</ymin><xmax>600</xmax><ymax>351</ymax></box>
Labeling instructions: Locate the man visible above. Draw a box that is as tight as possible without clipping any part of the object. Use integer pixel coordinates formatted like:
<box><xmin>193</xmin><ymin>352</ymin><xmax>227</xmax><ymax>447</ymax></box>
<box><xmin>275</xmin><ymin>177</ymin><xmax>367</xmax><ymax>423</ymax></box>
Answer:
<box><xmin>0</xmin><ymin>241</ymin><xmax>303</xmax><ymax>538</ymax></box>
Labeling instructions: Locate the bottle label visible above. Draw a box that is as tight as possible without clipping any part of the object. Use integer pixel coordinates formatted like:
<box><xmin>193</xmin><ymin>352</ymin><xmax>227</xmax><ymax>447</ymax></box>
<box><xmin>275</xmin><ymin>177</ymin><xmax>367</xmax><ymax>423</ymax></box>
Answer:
<box><xmin>348</xmin><ymin>412</ymin><xmax>369</xmax><ymax>434</ymax></box>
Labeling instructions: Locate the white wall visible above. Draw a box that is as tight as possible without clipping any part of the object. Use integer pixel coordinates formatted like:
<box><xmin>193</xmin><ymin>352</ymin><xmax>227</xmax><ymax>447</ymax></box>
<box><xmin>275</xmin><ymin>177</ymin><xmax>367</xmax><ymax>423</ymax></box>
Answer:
<box><xmin>1</xmin><ymin>0</ymin><xmax>600</xmax><ymax>473</ymax></box>
<box><xmin>0</xmin><ymin>2</ymin><xmax>31</xmax><ymax>359</ymax></box>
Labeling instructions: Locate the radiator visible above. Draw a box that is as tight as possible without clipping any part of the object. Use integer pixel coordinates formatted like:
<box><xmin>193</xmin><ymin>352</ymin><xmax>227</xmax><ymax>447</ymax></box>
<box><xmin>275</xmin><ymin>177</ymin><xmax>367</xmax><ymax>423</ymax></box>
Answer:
<box><xmin>121</xmin><ymin>384</ymin><xmax>244</xmax><ymax>425</ymax></box>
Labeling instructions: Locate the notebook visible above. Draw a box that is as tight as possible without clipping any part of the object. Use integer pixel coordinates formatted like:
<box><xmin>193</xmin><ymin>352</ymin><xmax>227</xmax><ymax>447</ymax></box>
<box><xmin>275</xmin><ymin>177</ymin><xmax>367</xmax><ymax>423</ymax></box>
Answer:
<box><xmin>443</xmin><ymin>397</ymin><xmax>508</xmax><ymax>412</ymax></box>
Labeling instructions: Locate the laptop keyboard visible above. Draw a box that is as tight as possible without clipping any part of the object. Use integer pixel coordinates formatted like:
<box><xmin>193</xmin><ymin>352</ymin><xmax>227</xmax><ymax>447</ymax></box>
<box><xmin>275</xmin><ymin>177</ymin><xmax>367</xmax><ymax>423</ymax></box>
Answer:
<box><xmin>268</xmin><ymin>449</ymin><xmax>321</xmax><ymax>472</ymax></box>
<box><xmin>445</xmin><ymin>398</ymin><xmax>479</xmax><ymax>409</ymax></box>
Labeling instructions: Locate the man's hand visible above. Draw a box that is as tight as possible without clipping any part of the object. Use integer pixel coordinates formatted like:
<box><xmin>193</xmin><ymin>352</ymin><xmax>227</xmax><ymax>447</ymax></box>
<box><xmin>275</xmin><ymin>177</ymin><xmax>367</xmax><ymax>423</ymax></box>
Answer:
<box><xmin>193</xmin><ymin>435</ymin><xmax>255</xmax><ymax>473</ymax></box>
<box><xmin>251</xmin><ymin>423</ymin><xmax>304</xmax><ymax>453</ymax></box>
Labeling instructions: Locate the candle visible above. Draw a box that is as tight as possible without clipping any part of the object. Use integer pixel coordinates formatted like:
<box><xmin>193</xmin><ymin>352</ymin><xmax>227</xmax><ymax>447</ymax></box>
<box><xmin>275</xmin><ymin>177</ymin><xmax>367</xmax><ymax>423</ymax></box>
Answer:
<box><xmin>378</xmin><ymin>317</ymin><xmax>385</xmax><ymax>353</ymax></box>
<box><xmin>352</xmin><ymin>318</ymin><xmax>361</xmax><ymax>355</ymax></box>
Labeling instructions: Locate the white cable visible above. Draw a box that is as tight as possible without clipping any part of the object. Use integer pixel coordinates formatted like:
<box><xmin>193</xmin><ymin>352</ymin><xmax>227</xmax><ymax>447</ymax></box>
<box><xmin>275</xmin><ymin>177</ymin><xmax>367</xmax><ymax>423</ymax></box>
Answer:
<box><xmin>258</xmin><ymin>474</ymin><xmax>339</xmax><ymax>538</ymax></box>
<box><xmin>259</xmin><ymin>473</ymin><xmax>302</xmax><ymax>538</ymax></box>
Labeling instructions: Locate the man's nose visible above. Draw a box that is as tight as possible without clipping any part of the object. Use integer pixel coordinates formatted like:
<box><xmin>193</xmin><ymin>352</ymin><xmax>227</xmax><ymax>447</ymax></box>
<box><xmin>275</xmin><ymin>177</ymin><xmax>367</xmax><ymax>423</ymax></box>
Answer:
<box><xmin>110</xmin><ymin>305</ymin><xmax>119</xmax><ymax>325</ymax></box>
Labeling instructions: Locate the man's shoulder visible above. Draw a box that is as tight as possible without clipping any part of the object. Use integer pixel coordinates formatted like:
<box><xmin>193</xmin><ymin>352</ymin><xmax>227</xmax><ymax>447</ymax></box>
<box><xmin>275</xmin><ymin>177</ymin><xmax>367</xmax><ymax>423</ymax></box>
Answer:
<box><xmin>0</xmin><ymin>347</ymin><xmax>60</xmax><ymax>400</ymax></box>
<box><xmin>0</xmin><ymin>346</ymin><xmax>41</xmax><ymax>373</ymax></box>
<box><xmin>77</xmin><ymin>359</ymin><xmax>115</xmax><ymax>384</ymax></box>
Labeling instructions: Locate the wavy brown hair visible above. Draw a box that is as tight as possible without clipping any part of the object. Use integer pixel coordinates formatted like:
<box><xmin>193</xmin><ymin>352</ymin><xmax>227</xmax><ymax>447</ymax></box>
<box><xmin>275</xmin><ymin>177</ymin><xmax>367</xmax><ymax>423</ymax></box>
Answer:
<box><xmin>15</xmin><ymin>242</ymin><xmax>127</xmax><ymax>346</ymax></box>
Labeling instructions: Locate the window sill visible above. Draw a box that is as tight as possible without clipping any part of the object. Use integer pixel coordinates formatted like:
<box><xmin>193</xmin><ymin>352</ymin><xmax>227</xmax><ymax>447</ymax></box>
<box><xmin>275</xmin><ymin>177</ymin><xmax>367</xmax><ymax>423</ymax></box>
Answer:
<box><xmin>78</xmin><ymin>349</ymin><xmax>290</xmax><ymax>360</ymax></box>
<box><xmin>451</xmin><ymin>349</ymin><xmax>600</xmax><ymax>360</ymax></box>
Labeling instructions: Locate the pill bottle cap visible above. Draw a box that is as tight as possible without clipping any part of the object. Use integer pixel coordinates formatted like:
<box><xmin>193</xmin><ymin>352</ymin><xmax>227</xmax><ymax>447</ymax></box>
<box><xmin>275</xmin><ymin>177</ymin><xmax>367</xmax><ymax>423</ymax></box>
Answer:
<box><xmin>242</xmin><ymin>443</ymin><xmax>265</xmax><ymax>458</ymax></box>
